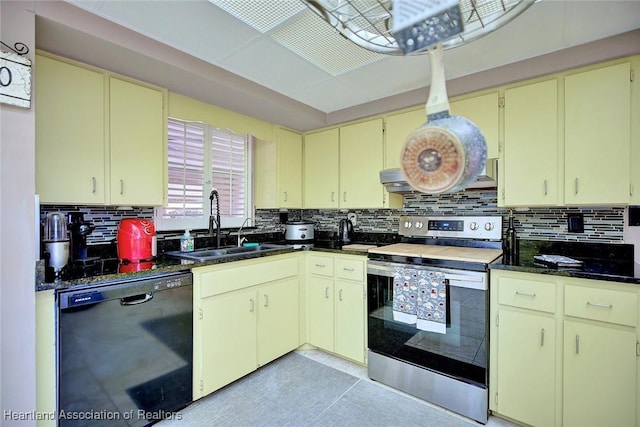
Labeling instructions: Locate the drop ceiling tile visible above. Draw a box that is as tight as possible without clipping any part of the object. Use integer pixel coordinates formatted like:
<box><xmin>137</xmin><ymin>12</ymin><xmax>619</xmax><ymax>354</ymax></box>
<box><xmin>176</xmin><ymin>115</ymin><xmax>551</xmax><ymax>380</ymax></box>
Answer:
<box><xmin>289</xmin><ymin>77</ymin><xmax>373</xmax><ymax>113</ymax></box>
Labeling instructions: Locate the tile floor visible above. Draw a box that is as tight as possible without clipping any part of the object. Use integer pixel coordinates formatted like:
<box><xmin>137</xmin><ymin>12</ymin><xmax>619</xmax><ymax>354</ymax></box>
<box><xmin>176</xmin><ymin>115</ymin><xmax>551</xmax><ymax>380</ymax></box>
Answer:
<box><xmin>158</xmin><ymin>349</ymin><xmax>518</xmax><ymax>427</ymax></box>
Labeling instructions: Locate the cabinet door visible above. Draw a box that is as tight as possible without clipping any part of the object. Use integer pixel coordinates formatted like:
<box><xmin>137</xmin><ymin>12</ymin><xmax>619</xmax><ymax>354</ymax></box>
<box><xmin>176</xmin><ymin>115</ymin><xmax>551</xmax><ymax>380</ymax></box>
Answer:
<box><xmin>110</xmin><ymin>77</ymin><xmax>165</xmax><ymax>206</ymax></box>
<box><xmin>564</xmin><ymin>63</ymin><xmax>631</xmax><ymax>205</ymax></box>
<box><xmin>563</xmin><ymin>319</ymin><xmax>637</xmax><ymax>427</ymax></box>
<box><xmin>497</xmin><ymin>309</ymin><xmax>556</xmax><ymax>427</ymax></box>
<box><xmin>334</xmin><ymin>280</ymin><xmax>365</xmax><ymax>363</ymax></box>
<box><xmin>384</xmin><ymin>108</ymin><xmax>425</xmax><ymax>169</ymax></box>
<box><xmin>36</xmin><ymin>55</ymin><xmax>106</xmax><ymax>204</ymax></box>
<box><xmin>502</xmin><ymin>79</ymin><xmax>559</xmax><ymax>207</ymax></box>
<box><xmin>339</xmin><ymin>119</ymin><xmax>385</xmax><ymax>208</ymax></box>
<box><xmin>277</xmin><ymin>128</ymin><xmax>303</xmax><ymax>208</ymax></box>
<box><xmin>304</xmin><ymin>128</ymin><xmax>339</xmax><ymax>208</ymax></box>
<box><xmin>200</xmin><ymin>288</ymin><xmax>257</xmax><ymax>396</ymax></box>
<box><xmin>450</xmin><ymin>91</ymin><xmax>499</xmax><ymax>159</ymax></box>
<box><xmin>257</xmin><ymin>277</ymin><xmax>300</xmax><ymax>366</ymax></box>
<box><xmin>307</xmin><ymin>275</ymin><xmax>334</xmax><ymax>352</ymax></box>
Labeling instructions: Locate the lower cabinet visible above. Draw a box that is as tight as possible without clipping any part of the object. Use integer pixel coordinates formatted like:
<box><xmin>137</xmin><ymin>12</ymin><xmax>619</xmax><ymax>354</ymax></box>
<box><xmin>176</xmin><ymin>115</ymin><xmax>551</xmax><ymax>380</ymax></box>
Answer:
<box><xmin>490</xmin><ymin>270</ymin><xmax>640</xmax><ymax>427</ymax></box>
<box><xmin>192</xmin><ymin>254</ymin><xmax>300</xmax><ymax>399</ymax></box>
<box><xmin>307</xmin><ymin>253</ymin><xmax>367</xmax><ymax>364</ymax></box>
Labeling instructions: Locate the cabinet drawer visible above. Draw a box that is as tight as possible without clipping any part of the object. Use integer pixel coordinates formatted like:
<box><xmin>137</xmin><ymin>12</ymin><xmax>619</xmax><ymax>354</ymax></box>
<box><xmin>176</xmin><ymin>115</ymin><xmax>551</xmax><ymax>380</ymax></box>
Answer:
<box><xmin>565</xmin><ymin>284</ymin><xmax>638</xmax><ymax>326</ymax></box>
<box><xmin>335</xmin><ymin>258</ymin><xmax>364</xmax><ymax>281</ymax></box>
<box><xmin>309</xmin><ymin>255</ymin><xmax>334</xmax><ymax>276</ymax></box>
<box><xmin>498</xmin><ymin>277</ymin><xmax>556</xmax><ymax>313</ymax></box>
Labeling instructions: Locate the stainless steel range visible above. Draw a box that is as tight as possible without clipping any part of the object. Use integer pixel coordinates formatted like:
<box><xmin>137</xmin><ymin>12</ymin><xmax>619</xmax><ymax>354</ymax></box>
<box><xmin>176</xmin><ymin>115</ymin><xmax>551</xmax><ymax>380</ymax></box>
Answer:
<box><xmin>366</xmin><ymin>216</ymin><xmax>502</xmax><ymax>424</ymax></box>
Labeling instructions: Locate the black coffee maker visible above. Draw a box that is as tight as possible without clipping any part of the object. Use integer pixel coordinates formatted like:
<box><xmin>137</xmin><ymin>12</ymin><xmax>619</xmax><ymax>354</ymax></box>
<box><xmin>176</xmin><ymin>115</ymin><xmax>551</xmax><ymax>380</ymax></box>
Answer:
<box><xmin>68</xmin><ymin>212</ymin><xmax>95</xmax><ymax>262</ymax></box>
<box><xmin>338</xmin><ymin>218</ymin><xmax>354</xmax><ymax>244</ymax></box>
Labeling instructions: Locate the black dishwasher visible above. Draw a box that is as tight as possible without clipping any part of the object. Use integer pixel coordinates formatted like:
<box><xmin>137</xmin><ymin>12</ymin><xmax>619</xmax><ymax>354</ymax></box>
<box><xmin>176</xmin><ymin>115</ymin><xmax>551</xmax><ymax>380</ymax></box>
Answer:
<box><xmin>57</xmin><ymin>271</ymin><xmax>193</xmax><ymax>426</ymax></box>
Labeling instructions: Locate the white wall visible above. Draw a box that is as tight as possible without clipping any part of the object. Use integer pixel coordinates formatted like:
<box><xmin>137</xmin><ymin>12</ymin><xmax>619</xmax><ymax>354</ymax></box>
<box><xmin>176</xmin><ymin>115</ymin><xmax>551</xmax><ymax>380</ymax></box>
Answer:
<box><xmin>0</xmin><ymin>1</ymin><xmax>37</xmax><ymax>425</ymax></box>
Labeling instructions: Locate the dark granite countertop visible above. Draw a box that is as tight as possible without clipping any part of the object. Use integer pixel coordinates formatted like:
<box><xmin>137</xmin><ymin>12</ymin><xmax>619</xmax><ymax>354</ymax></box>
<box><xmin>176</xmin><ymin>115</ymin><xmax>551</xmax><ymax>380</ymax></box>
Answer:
<box><xmin>490</xmin><ymin>239</ymin><xmax>640</xmax><ymax>285</ymax></box>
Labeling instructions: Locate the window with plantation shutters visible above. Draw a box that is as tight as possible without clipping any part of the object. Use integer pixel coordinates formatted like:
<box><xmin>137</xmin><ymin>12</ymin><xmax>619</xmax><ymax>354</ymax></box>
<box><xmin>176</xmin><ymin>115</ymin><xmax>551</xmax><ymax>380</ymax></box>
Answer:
<box><xmin>155</xmin><ymin>117</ymin><xmax>253</xmax><ymax>231</ymax></box>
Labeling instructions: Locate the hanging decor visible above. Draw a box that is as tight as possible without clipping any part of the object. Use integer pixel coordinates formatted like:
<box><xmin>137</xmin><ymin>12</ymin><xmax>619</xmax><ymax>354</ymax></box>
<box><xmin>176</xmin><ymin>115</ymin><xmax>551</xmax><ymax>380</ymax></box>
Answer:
<box><xmin>0</xmin><ymin>41</ymin><xmax>31</xmax><ymax>109</ymax></box>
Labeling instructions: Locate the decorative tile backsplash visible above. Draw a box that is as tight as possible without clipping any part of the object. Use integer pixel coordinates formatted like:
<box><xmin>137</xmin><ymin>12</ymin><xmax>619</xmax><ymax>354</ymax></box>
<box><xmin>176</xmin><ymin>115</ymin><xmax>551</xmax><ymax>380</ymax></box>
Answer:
<box><xmin>42</xmin><ymin>189</ymin><xmax>626</xmax><ymax>245</ymax></box>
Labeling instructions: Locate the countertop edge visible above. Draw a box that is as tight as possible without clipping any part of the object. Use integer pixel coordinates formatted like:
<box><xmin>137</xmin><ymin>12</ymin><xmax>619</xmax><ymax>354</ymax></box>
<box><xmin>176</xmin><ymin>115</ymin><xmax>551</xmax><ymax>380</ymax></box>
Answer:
<box><xmin>490</xmin><ymin>262</ymin><xmax>640</xmax><ymax>285</ymax></box>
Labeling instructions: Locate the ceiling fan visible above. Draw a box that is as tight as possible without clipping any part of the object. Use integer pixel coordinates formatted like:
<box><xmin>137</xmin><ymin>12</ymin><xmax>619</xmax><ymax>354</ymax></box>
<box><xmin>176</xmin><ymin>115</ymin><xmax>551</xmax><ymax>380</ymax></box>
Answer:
<box><xmin>301</xmin><ymin>0</ymin><xmax>535</xmax><ymax>55</ymax></box>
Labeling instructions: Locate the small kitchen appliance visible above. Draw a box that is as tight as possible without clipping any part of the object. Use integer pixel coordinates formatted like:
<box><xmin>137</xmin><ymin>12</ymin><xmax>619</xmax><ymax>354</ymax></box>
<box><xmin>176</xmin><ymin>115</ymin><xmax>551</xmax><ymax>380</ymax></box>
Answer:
<box><xmin>367</xmin><ymin>215</ymin><xmax>502</xmax><ymax>424</ymax></box>
<box><xmin>285</xmin><ymin>221</ymin><xmax>315</xmax><ymax>243</ymax></box>
<box><xmin>338</xmin><ymin>218</ymin><xmax>354</xmax><ymax>244</ymax></box>
<box><xmin>43</xmin><ymin>212</ymin><xmax>70</xmax><ymax>282</ymax></box>
<box><xmin>67</xmin><ymin>211</ymin><xmax>95</xmax><ymax>262</ymax></box>
<box><xmin>117</xmin><ymin>218</ymin><xmax>157</xmax><ymax>263</ymax></box>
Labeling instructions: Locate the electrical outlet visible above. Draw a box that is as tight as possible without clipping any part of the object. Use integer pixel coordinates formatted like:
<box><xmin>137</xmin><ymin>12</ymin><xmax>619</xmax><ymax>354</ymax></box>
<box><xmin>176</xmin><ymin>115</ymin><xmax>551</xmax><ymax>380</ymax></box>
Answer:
<box><xmin>347</xmin><ymin>212</ymin><xmax>357</xmax><ymax>227</ymax></box>
<box><xmin>567</xmin><ymin>213</ymin><xmax>584</xmax><ymax>233</ymax></box>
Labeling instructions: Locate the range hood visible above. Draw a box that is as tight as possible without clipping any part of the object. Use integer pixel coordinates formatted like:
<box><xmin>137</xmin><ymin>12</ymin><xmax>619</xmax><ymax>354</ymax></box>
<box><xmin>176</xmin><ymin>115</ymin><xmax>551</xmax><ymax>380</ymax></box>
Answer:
<box><xmin>380</xmin><ymin>159</ymin><xmax>497</xmax><ymax>194</ymax></box>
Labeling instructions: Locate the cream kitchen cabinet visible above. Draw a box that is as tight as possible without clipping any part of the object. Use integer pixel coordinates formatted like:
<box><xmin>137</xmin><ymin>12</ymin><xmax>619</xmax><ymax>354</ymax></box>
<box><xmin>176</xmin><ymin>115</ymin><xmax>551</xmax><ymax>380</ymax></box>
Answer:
<box><xmin>490</xmin><ymin>271</ymin><xmax>558</xmax><ymax>427</ymax></box>
<box><xmin>450</xmin><ymin>91</ymin><xmax>500</xmax><ymax>159</ymax></box>
<box><xmin>192</xmin><ymin>254</ymin><xmax>300</xmax><ymax>399</ymax></box>
<box><xmin>304</xmin><ymin>128</ymin><xmax>339</xmax><ymax>208</ymax></box>
<box><xmin>501</xmin><ymin>79</ymin><xmax>559</xmax><ymax>207</ymax></box>
<box><xmin>562</xmin><ymin>282</ymin><xmax>638</xmax><ymax>427</ymax></box>
<box><xmin>277</xmin><ymin>128</ymin><xmax>303</xmax><ymax>208</ymax></box>
<box><xmin>490</xmin><ymin>269</ymin><xmax>640</xmax><ymax>427</ymax></box>
<box><xmin>384</xmin><ymin>108</ymin><xmax>425</xmax><ymax>169</ymax></box>
<box><xmin>36</xmin><ymin>53</ymin><xmax>166</xmax><ymax>206</ymax></box>
<box><xmin>36</xmin><ymin>54</ymin><xmax>107</xmax><ymax>204</ymax></box>
<box><xmin>109</xmin><ymin>77</ymin><xmax>165</xmax><ymax>205</ymax></box>
<box><xmin>564</xmin><ymin>62</ymin><xmax>631</xmax><ymax>205</ymax></box>
<box><xmin>306</xmin><ymin>253</ymin><xmax>367</xmax><ymax>364</ymax></box>
<box><xmin>36</xmin><ymin>290</ymin><xmax>56</xmax><ymax>427</ymax></box>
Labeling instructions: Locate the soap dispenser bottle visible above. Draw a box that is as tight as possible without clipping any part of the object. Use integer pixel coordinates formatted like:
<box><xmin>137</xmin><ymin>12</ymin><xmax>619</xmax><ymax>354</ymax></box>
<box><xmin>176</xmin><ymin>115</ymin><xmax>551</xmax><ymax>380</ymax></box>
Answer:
<box><xmin>180</xmin><ymin>229</ymin><xmax>194</xmax><ymax>252</ymax></box>
<box><xmin>503</xmin><ymin>210</ymin><xmax>518</xmax><ymax>265</ymax></box>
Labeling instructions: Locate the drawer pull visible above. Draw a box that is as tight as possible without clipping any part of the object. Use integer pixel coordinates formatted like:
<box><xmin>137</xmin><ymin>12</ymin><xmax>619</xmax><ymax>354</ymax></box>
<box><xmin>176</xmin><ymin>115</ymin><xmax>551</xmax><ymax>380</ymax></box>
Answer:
<box><xmin>343</xmin><ymin>267</ymin><xmax>355</xmax><ymax>272</ymax></box>
<box><xmin>92</xmin><ymin>177</ymin><xmax>97</xmax><ymax>194</ymax></box>
<box><xmin>575</xmin><ymin>335</ymin><xmax>580</xmax><ymax>354</ymax></box>
<box><xmin>249</xmin><ymin>298</ymin><xmax>255</xmax><ymax>313</ymax></box>
<box><xmin>325</xmin><ymin>287</ymin><xmax>330</xmax><ymax>299</ymax></box>
<box><xmin>587</xmin><ymin>301</ymin><xmax>613</xmax><ymax>310</ymax></box>
<box><xmin>543</xmin><ymin>179</ymin><xmax>548</xmax><ymax>196</ymax></box>
<box><xmin>515</xmin><ymin>291</ymin><xmax>536</xmax><ymax>298</ymax></box>
<box><xmin>264</xmin><ymin>294</ymin><xmax>269</xmax><ymax>308</ymax></box>
<box><xmin>120</xmin><ymin>179</ymin><xmax>124</xmax><ymax>195</ymax></box>
<box><xmin>540</xmin><ymin>328</ymin><xmax>545</xmax><ymax>347</ymax></box>
<box><xmin>315</xmin><ymin>264</ymin><xmax>326</xmax><ymax>268</ymax></box>
<box><xmin>331</xmin><ymin>191</ymin><xmax>335</xmax><ymax>202</ymax></box>
<box><xmin>339</xmin><ymin>289</ymin><xmax>343</xmax><ymax>302</ymax></box>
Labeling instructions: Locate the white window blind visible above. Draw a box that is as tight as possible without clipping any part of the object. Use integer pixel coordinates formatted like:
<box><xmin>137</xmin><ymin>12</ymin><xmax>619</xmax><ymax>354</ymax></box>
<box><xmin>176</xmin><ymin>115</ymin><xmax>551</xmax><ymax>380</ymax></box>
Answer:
<box><xmin>155</xmin><ymin>118</ymin><xmax>253</xmax><ymax>231</ymax></box>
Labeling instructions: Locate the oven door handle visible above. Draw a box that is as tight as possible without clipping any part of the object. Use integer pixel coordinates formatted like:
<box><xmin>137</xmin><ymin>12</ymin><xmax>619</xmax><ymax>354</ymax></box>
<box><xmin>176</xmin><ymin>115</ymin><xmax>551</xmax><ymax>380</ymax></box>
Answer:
<box><xmin>367</xmin><ymin>263</ymin><xmax>487</xmax><ymax>290</ymax></box>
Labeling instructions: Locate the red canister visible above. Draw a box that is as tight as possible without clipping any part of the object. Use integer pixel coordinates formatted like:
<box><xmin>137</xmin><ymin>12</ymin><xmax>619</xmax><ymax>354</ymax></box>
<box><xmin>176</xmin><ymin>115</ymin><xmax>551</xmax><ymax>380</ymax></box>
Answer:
<box><xmin>117</xmin><ymin>219</ymin><xmax>157</xmax><ymax>262</ymax></box>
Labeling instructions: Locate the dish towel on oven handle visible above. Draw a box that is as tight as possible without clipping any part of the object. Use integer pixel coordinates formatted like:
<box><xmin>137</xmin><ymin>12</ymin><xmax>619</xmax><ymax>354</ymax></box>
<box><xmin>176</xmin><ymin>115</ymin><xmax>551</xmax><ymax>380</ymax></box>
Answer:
<box><xmin>416</xmin><ymin>271</ymin><xmax>447</xmax><ymax>334</ymax></box>
<box><xmin>392</xmin><ymin>267</ymin><xmax>420</xmax><ymax>324</ymax></box>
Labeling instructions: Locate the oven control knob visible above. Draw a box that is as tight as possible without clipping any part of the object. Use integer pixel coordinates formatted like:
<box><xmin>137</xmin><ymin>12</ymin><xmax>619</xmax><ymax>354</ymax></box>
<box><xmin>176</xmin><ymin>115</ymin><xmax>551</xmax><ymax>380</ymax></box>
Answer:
<box><xmin>484</xmin><ymin>222</ymin><xmax>494</xmax><ymax>231</ymax></box>
<box><xmin>404</xmin><ymin>221</ymin><xmax>412</xmax><ymax>229</ymax></box>
<box><xmin>469</xmin><ymin>222</ymin><xmax>479</xmax><ymax>231</ymax></box>
<box><xmin>415</xmin><ymin>221</ymin><xmax>424</xmax><ymax>229</ymax></box>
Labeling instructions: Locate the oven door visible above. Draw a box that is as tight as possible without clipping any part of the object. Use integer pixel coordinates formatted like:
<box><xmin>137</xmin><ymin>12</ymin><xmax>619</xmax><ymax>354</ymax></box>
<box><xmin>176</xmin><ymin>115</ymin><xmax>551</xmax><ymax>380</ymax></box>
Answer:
<box><xmin>367</xmin><ymin>260</ymin><xmax>488</xmax><ymax>387</ymax></box>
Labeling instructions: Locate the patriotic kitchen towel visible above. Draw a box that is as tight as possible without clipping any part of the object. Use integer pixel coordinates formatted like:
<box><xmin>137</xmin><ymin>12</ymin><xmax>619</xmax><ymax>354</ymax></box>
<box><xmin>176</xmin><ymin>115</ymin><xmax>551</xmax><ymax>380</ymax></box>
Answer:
<box><xmin>416</xmin><ymin>271</ymin><xmax>447</xmax><ymax>334</ymax></box>
<box><xmin>392</xmin><ymin>267</ymin><xmax>420</xmax><ymax>324</ymax></box>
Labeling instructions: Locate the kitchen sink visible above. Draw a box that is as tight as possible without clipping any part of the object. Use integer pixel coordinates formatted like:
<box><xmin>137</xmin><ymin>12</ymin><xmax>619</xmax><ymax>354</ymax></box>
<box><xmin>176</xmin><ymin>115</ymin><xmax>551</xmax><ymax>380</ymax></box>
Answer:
<box><xmin>164</xmin><ymin>243</ymin><xmax>293</xmax><ymax>262</ymax></box>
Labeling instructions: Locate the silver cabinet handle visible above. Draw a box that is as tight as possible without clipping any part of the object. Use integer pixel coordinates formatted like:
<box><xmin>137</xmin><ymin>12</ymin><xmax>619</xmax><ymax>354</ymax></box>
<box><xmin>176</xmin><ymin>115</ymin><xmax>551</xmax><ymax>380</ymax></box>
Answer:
<box><xmin>587</xmin><ymin>301</ymin><xmax>613</xmax><ymax>309</ymax></box>
<box><xmin>540</xmin><ymin>328</ymin><xmax>545</xmax><ymax>347</ymax></box>
<box><xmin>331</xmin><ymin>191</ymin><xmax>335</xmax><ymax>202</ymax></box>
<box><xmin>264</xmin><ymin>294</ymin><xmax>269</xmax><ymax>308</ymax></box>
<box><xmin>515</xmin><ymin>291</ymin><xmax>536</xmax><ymax>298</ymax></box>
<box><xmin>575</xmin><ymin>335</ymin><xmax>580</xmax><ymax>354</ymax></box>
<box><xmin>284</xmin><ymin>191</ymin><xmax>288</xmax><ymax>202</ymax></box>
<box><xmin>574</xmin><ymin>178</ymin><xmax>579</xmax><ymax>195</ymax></box>
<box><xmin>120</xmin><ymin>179</ymin><xmax>124</xmax><ymax>195</ymax></box>
<box><xmin>543</xmin><ymin>179</ymin><xmax>548</xmax><ymax>196</ymax></box>
<box><xmin>339</xmin><ymin>289</ymin><xmax>343</xmax><ymax>302</ymax></box>
<box><xmin>92</xmin><ymin>177</ymin><xmax>97</xmax><ymax>194</ymax></box>
<box><xmin>249</xmin><ymin>298</ymin><xmax>255</xmax><ymax>312</ymax></box>
<box><xmin>315</xmin><ymin>264</ymin><xmax>326</xmax><ymax>268</ymax></box>
<box><xmin>343</xmin><ymin>192</ymin><xmax>347</xmax><ymax>202</ymax></box>
<box><xmin>324</xmin><ymin>287</ymin><xmax>330</xmax><ymax>299</ymax></box>
<box><xmin>343</xmin><ymin>267</ymin><xmax>355</xmax><ymax>272</ymax></box>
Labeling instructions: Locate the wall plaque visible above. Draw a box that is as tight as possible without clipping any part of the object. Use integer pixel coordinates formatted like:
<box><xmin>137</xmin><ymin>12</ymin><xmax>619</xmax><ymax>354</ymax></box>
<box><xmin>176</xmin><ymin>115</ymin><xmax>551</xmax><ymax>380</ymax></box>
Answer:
<box><xmin>0</xmin><ymin>48</ymin><xmax>32</xmax><ymax>108</ymax></box>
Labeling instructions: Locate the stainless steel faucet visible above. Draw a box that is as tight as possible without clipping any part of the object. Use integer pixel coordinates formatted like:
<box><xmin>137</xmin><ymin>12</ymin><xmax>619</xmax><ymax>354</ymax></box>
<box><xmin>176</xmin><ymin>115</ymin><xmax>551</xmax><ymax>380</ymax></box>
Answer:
<box><xmin>209</xmin><ymin>189</ymin><xmax>221</xmax><ymax>248</ymax></box>
<box><xmin>237</xmin><ymin>217</ymin><xmax>251</xmax><ymax>247</ymax></box>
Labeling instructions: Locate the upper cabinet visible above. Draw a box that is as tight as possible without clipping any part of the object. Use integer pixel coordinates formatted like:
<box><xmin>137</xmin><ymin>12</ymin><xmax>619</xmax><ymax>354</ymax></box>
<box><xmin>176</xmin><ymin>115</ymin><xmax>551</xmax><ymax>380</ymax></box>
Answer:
<box><xmin>304</xmin><ymin>128</ymin><xmax>339</xmax><ymax>209</ymax></box>
<box><xmin>449</xmin><ymin>91</ymin><xmax>500</xmax><ymax>159</ymax></box>
<box><xmin>36</xmin><ymin>53</ymin><xmax>167</xmax><ymax>206</ymax></box>
<box><xmin>501</xmin><ymin>79</ymin><xmax>559</xmax><ymax>207</ymax></box>
<box><xmin>36</xmin><ymin>55</ymin><xmax>107</xmax><ymax>204</ymax></box>
<box><xmin>499</xmin><ymin>57</ymin><xmax>635</xmax><ymax>207</ymax></box>
<box><xmin>384</xmin><ymin>108</ymin><xmax>425</xmax><ymax>169</ymax></box>
<box><xmin>109</xmin><ymin>77</ymin><xmax>165</xmax><ymax>206</ymax></box>
<box><xmin>564</xmin><ymin>63</ymin><xmax>631</xmax><ymax>205</ymax></box>
<box><xmin>276</xmin><ymin>128</ymin><xmax>303</xmax><ymax>208</ymax></box>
